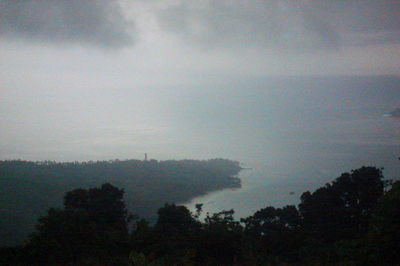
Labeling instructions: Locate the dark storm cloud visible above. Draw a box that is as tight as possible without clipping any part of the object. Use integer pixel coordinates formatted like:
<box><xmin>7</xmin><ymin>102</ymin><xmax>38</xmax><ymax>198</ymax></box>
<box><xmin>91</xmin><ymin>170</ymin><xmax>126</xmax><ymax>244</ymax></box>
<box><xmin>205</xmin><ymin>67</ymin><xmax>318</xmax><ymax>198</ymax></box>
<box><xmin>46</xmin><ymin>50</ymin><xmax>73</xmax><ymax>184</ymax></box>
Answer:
<box><xmin>156</xmin><ymin>0</ymin><xmax>400</xmax><ymax>50</ymax></box>
<box><xmin>0</xmin><ymin>0</ymin><xmax>133</xmax><ymax>47</ymax></box>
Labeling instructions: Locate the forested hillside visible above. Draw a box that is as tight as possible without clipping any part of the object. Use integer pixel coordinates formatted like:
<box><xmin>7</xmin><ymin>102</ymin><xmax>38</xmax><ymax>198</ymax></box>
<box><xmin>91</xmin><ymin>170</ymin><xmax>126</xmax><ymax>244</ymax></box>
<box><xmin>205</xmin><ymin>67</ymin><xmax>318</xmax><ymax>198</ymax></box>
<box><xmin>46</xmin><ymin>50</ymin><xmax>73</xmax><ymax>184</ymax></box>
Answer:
<box><xmin>0</xmin><ymin>159</ymin><xmax>241</xmax><ymax>246</ymax></box>
<box><xmin>1</xmin><ymin>166</ymin><xmax>399</xmax><ymax>265</ymax></box>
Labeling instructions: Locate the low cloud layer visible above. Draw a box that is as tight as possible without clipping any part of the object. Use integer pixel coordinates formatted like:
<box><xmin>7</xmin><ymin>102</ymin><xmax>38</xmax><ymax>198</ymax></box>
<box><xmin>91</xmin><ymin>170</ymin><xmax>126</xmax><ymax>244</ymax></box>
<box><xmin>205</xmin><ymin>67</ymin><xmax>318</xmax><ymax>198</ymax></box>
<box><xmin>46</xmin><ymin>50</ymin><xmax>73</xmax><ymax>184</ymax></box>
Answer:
<box><xmin>1</xmin><ymin>0</ymin><xmax>399</xmax><ymax>50</ymax></box>
<box><xmin>0</xmin><ymin>0</ymin><xmax>133</xmax><ymax>47</ymax></box>
<box><xmin>156</xmin><ymin>0</ymin><xmax>400</xmax><ymax>50</ymax></box>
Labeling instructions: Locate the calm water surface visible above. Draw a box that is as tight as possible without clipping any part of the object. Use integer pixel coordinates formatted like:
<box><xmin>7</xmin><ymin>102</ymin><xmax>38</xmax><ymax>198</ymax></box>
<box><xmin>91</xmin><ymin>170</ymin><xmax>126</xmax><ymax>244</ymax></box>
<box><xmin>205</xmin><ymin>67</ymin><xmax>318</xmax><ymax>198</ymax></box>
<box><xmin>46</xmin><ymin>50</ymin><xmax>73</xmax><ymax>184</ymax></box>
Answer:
<box><xmin>185</xmin><ymin>142</ymin><xmax>400</xmax><ymax>219</ymax></box>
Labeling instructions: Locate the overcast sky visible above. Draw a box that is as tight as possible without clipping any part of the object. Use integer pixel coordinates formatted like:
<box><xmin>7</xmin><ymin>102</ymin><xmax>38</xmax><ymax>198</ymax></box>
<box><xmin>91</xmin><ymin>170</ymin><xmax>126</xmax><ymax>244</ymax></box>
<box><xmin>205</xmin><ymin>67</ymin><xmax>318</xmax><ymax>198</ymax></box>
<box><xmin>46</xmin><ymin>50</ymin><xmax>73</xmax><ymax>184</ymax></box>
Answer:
<box><xmin>1</xmin><ymin>0</ymin><xmax>399</xmax><ymax>166</ymax></box>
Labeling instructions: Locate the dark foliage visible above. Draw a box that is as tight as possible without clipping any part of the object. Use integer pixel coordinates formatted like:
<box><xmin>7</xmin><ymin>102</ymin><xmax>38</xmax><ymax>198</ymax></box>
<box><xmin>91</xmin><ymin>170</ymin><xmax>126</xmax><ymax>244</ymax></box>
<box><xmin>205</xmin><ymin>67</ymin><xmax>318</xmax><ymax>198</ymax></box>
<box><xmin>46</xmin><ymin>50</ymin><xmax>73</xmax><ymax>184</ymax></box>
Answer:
<box><xmin>359</xmin><ymin>180</ymin><xmax>400</xmax><ymax>265</ymax></box>
<box><xmin>0</xmin><ymin>158</ymin><xmax>241</xmax><ymax>246</ymax></box>
<box><xmin>299</xmin><ymin>166</ymin><xmax>385</xmax><ymax>241</ymax></box>
<box><xmin>1</xmin><ymin>164</ymin><xmax>398</xmax><ymax>265</ymax></box>
<box><xmin>24</xmin><ymin>183</ymin><xmax>130</xmax><ymax>265</ymax></box>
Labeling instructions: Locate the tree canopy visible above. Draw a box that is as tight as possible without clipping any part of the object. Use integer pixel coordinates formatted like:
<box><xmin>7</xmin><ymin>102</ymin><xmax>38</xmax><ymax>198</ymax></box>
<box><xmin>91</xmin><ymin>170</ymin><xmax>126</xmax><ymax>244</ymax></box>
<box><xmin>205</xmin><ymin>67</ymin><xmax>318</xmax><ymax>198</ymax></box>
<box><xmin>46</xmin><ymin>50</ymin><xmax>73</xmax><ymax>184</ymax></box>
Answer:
<box><xmin>0</xmin><ymin>158</ymin><xmax>241</xmax><ymax>246</ymax></box>
<box><xmin>1</xmin><ymin>165</ymin><xmax>398</xmax><ymax>265</ymax></box>
<box><xmin>26</xmin><ymin>183</ymin><xmax>131</xmax><ymax>265</ymax></box>
<box><xmin>299</xmin><ymin>166</ymin><xmax>385</xmax><ymax>241</ymax></box>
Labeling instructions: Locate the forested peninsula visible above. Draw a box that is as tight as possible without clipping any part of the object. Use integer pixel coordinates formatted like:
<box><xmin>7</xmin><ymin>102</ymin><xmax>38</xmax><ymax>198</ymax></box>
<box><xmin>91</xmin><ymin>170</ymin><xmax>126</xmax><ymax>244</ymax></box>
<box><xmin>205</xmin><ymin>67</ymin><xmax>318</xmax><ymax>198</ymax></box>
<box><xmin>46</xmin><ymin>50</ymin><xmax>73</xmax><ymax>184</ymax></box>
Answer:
<box><xmin>0</xmin><ymin>158</ymin><xmax>241</xmax><ymax>246</ymax></box>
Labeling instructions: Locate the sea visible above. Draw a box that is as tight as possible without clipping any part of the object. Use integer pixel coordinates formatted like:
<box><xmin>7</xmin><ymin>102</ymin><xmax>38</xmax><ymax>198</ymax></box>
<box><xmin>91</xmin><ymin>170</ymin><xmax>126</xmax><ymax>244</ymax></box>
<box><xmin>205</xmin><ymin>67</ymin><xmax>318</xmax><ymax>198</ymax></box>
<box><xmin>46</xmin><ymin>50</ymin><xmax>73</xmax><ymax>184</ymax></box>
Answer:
<box><xmin>183</xmin><ymin>76</ymin><xmax>400</xmax><ymax>219</ymax></box>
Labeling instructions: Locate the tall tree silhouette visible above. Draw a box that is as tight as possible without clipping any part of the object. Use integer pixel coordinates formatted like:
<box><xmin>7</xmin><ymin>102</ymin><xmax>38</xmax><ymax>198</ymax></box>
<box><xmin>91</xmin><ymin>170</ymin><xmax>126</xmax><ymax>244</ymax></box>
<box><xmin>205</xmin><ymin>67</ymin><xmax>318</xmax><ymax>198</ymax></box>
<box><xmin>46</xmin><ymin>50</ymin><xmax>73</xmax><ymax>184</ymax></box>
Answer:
<box><xmin>299</xmin><ymin>166</ymin><xmax>385</xmax><ymax>241</ymax></box>
<box><xmin>27</xmin><ymin>183</ymin><xmax>130</xmax><ymax>265</ymax></box>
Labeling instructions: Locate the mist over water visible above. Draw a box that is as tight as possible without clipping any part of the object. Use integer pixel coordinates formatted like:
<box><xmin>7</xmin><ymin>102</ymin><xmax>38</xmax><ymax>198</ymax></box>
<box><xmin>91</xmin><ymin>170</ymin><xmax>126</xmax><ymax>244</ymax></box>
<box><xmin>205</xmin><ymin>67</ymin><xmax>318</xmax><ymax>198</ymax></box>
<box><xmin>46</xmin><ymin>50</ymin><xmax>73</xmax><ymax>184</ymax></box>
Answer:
<box><xmin>2</xmin><ymin>1</ymin><xmax>400</xmax><ymax>263</ymax></box>
<box><xmin>185</xmin><ymin>141</ymin><xmax>399</xmax><ymax>219</ymax></box>
<box><xmin>181</xmin><ymin>76</ymin><xmax>400</xmax><ymax>218</ymax></box>
<box><xmin>2</xmin><ymin>76</ymin><xmax>400</xmax><ymax>218</ymax></box>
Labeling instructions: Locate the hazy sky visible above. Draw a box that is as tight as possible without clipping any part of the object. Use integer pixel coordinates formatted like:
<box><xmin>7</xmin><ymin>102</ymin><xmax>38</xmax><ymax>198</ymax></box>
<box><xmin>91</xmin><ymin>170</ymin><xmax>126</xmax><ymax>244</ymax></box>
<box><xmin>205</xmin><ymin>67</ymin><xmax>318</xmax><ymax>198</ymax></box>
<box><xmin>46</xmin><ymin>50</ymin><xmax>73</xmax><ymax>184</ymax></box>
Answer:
<box><xmin>1</xmin><ymin>0</ymin><xmax>399</xmax><ymax>165</ymax></box>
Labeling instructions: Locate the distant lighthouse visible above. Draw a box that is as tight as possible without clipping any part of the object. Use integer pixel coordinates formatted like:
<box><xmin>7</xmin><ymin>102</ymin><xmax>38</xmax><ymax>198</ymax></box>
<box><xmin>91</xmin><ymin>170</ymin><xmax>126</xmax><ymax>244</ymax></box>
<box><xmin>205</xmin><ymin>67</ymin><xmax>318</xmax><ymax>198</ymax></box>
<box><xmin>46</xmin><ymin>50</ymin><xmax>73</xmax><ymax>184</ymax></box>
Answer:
<box><xmin>144</xmin><ymin>153</ymin><xmax>148</xmax><ymax>161</ymax></box>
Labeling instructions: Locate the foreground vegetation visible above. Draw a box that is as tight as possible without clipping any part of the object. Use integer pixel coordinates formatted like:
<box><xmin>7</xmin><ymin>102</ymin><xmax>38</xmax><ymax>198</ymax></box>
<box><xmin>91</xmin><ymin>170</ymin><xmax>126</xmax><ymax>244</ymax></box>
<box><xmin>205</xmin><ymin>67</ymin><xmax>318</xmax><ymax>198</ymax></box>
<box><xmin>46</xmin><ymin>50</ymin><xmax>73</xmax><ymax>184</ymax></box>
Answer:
<box><xmin>0</xmin><ymin>159</ymin><xmax>241</xmax><ymax>246</ymax></box>
<box><xmin>1</xmin><ymin>165</ymin><xmax>399</xmax><ymax>265</ymax></box>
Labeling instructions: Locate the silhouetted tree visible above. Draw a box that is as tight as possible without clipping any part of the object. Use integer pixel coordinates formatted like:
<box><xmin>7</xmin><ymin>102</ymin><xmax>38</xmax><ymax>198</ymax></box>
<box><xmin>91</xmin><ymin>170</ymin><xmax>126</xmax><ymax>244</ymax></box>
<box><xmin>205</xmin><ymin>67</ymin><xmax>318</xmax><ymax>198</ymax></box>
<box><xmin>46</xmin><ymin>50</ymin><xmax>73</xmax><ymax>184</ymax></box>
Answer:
<box><xmin>195</xmin><ymin>210</ymin><xmax>253</xmax><ymax>265</ymax></box>
<box><xmin>26</xmin><ymin>183</ymin><xmax>131</xmax><ymax>265</ymax></box>
<box><xmin>136</xmin><ymin>204</ymin><xmax>200</xmax><ymax>264</ymax></box>
<box><xmin>242</xmin><ymin>206</ymin><xmax>303</xmax><ymax>263</ymax></box>
<box><xmin>299</xmin><ymin>166</ymin><xmax>385</xmax><ymax>241</ymax></box>
<box><xmin>360</xmin><ymin>181</ymin><xmax>400</xmax><ymax>264</ymax></box>
<box><xmin>242</xmin><ymin>205</ymin><xmax>301</xmax><ymax>236</ymax></box>
<box><xmin>155</xmin><ymin>203</ymin><xmax>199</xmax><ymax>235</ymax></box>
